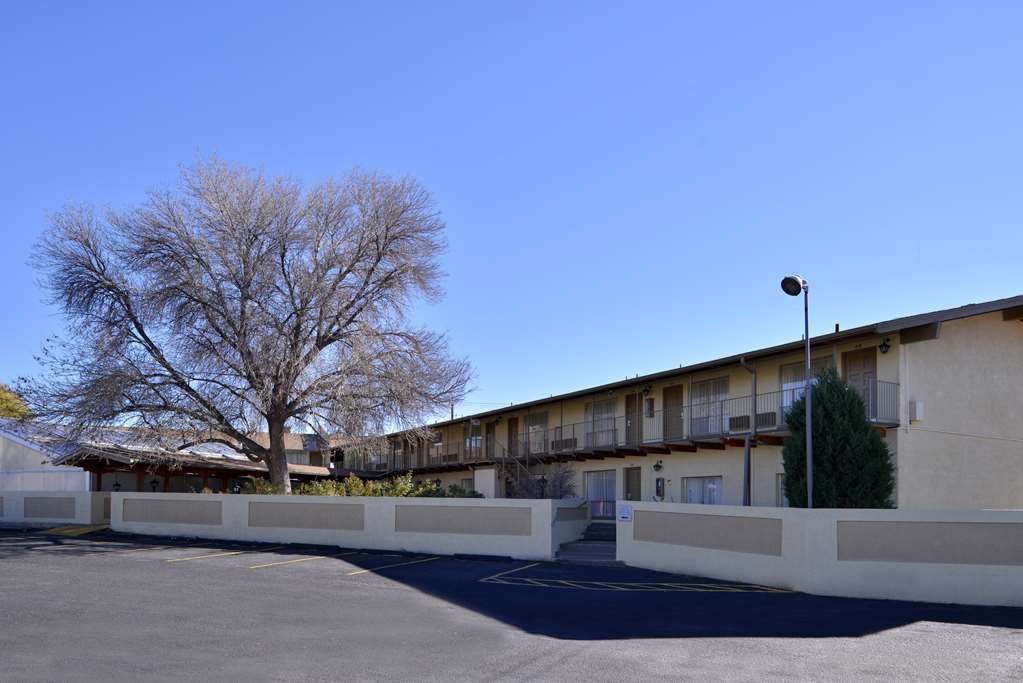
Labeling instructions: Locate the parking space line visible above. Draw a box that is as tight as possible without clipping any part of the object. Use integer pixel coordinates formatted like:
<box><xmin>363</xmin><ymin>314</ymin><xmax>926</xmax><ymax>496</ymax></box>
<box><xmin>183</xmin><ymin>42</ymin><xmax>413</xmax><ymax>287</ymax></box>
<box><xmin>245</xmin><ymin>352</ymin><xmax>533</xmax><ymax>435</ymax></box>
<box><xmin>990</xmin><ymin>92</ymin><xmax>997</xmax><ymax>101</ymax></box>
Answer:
<box><xmin>480</xmin><ymin>562</ymin><xmax>541</xmax><ymax>582</ymax></box>
<box><xmin>101</xmin><ymin>543</ymin><xmax>199</xmax><ymax>555</ymax></box>
<box><xmin>346</xmin><ymin>556</ymin><xmax>439</xmax><ymax>575</ymax></box>
<box><xmin>166</xmin><ymin>545</ymin><xmax>283</xmax><ymax>563</ymax></box>
<box><xmin>480</xmin><ymin>575</ymin><xmax>790</xmax><ymax>592</ymax></box>
<box><xmin>250</xmin><ymin>551</ymin><xmax>357</xmax><ymax>570</ymax></box>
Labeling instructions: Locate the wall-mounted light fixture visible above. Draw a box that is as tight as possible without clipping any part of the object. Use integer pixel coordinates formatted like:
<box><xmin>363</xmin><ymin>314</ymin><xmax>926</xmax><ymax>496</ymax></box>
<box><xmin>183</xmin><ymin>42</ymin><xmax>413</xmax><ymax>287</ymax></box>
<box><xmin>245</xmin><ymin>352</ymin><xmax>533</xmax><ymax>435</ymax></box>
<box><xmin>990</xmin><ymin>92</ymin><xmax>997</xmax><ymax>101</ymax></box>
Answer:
<box><xmin>879</xmin><ymin>338</ymin><xmax>891</xmax><ymax>354</ymax></box>
<box><xmin>653</xmin><ymin>459</ymin><xmax>663</xmax><ymax>472</ymax></box>
<box><xmin>642</xmin><ymin>385</ymin><xmax>652</xmax><ymax>396</ymax></box>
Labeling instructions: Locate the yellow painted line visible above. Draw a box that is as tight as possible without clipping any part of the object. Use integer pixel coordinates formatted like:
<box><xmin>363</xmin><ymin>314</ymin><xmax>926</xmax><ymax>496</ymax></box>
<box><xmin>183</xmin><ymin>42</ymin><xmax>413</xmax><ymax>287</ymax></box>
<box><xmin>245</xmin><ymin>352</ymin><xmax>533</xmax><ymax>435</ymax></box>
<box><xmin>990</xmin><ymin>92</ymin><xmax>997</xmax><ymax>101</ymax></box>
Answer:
<box><xmin>346</xmin><ymin>556</ymin><xmax>439</xmax><ymax>575</ymax></box>
<box><xmin>44</xmin><ymin>525</ymin><xmax>110</xmax><ymax>537</ymax></box>
<box><xmin>480</xmin><ymin>561</ymin><xmax>541</xmax><ymax>582</ymax></box>
<box><xmin>166</xmin><ymin>545</ymin><xmax>283</xmax><ymax>563</ymax></box>
<box><xmin>250</xmin><ymin>551</ymin><xmax>357</xmax><ymax>570</ymax></box>
<box><xmin>105</xmin><ymin>543</ymin><xmax>199</xmax><ymax>555</ymax></box>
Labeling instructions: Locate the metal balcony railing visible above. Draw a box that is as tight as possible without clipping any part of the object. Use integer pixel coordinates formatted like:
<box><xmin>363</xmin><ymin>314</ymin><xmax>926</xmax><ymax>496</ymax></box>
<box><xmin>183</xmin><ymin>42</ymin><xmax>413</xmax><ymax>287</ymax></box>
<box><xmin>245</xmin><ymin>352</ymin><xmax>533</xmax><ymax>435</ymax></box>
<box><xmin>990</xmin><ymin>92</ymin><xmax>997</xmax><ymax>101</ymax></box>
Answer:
<box><xmin>343</xmin><ymin>380</ymin><xmax>899</xmax><ymax>472</ymax></box>
<box><xmin>341</xmin><ymin>433</ymin><xmax>523</xmax><ymax>474</ymax></box>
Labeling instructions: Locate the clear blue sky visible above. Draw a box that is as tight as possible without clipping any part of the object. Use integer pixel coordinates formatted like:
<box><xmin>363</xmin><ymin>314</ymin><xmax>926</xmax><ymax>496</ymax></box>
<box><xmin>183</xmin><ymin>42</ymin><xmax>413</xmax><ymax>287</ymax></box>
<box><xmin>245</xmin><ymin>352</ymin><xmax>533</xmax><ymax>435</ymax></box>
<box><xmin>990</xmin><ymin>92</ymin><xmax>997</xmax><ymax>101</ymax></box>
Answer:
<box><xmin>2</xmin><ymin>1</ymin><xmax>1021</xmax><ymax>419</ymax></box>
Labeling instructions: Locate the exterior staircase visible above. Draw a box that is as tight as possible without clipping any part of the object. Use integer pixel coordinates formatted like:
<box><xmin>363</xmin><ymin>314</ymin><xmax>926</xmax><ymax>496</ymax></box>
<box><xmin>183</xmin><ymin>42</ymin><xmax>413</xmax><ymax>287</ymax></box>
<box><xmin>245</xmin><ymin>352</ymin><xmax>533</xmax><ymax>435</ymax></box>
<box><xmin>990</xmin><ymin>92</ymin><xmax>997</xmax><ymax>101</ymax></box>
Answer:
<box><xmin>555</xmin><ymin>521</ymin><xmax>621</xmax><ymax>566</ymax></box>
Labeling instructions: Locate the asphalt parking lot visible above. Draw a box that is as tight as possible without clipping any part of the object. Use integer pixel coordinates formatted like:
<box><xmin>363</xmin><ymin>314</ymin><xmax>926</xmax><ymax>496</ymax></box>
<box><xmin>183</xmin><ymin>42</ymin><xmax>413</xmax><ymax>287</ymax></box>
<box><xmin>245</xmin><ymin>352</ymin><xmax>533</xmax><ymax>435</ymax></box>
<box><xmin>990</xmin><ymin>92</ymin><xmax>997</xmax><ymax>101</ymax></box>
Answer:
<box><xmin>1</xmin><ymin>528</ymin><xmax>1021</xmax><ymax>681</ymax></box>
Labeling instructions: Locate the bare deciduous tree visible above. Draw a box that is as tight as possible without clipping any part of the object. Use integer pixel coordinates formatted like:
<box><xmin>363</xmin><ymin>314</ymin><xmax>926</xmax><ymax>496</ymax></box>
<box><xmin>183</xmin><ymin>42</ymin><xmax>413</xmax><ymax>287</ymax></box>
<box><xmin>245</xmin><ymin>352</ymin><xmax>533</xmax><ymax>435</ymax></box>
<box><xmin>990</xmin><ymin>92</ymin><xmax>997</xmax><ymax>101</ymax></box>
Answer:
<box><xmin>19</xmin><ymin>158</ymin><xmax>470</xmax><ymax>492</ymax></box>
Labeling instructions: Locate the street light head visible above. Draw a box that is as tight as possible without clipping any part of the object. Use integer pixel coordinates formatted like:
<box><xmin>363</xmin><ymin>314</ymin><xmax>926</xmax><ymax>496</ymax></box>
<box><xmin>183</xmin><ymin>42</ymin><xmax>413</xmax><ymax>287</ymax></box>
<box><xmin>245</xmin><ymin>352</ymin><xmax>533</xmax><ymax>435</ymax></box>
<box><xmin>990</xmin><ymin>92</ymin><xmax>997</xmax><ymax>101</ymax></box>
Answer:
<box><xmin>781</xmin><ymin>275</ymin><xmax>807</xmax><ymax>296</ymax></box>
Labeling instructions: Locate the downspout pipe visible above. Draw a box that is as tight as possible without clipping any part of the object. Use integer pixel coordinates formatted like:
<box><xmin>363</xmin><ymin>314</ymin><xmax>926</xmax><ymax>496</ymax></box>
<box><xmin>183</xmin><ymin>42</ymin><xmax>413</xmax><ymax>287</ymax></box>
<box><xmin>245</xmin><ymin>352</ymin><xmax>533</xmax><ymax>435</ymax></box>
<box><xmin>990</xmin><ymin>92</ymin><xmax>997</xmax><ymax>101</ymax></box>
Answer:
<box><xmin>739</xmin><ymin>356</ymin><xmax>757</xmax><ymax>506</ymax></box>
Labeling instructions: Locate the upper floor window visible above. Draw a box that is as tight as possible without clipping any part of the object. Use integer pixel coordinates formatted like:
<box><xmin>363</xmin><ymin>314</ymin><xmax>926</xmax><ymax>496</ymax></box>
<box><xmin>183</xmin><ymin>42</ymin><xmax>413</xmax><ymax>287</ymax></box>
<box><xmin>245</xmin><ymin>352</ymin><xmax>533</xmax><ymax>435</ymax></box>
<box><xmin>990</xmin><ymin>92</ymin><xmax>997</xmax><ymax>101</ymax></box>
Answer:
<box><xmin>584</xmin><ymin>399</ymin><xmax>615</xmax><ymax>448</ymax></box>
<box><xmin>781</xmin><ymin>357</ymin><xmax>835</xmax><ymax>411</ymax></box>
<box><xmin>285</xmin><ymin>450</ymin><xmax>310</xmax><ymax>466</ymax></box>
<box><xmin>643</xmin><ymin>397</ymin><xmax>655</xmax><ymax>418</ymax></box>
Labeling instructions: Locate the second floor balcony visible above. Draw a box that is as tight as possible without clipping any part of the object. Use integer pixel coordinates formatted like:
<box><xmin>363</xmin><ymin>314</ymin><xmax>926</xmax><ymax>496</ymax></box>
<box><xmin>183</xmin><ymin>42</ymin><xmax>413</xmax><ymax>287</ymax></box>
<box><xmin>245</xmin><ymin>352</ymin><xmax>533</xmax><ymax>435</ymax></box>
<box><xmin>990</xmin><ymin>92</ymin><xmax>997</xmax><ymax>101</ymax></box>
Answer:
<box><xmin>342</xmin><ymin>379</ymin><xmax>899</xmax><ymax>473</ymax></box>
<box><xmin>508</xmin><ymin>379</ymin><xmax>899</xmax><ymax>456</ymax></box>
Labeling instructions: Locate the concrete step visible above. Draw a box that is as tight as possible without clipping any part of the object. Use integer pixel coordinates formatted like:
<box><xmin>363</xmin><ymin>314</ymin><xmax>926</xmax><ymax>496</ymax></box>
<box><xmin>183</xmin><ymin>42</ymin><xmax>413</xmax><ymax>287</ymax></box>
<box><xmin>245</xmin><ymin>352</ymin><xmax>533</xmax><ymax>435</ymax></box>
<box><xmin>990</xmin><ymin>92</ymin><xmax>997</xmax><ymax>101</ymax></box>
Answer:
<box><xmin>555</xmin><ymin>538</ymin><xmax>620</xmax><ymax>566</ymax></box>
<box><xmin>581</xmin><ymin>522</ymin><xmax>617</xmax><ymax>541</ymax></box>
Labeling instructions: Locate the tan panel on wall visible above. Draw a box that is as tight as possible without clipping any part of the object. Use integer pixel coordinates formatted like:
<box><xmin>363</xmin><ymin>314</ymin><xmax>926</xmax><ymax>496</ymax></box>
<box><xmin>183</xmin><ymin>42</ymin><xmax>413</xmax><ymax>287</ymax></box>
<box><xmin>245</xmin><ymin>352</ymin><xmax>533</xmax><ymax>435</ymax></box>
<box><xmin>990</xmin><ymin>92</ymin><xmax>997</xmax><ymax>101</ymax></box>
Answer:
<box><xmin>633</xmin><ymin>510</ymin><xmax>783</xmax><ymax>556</ymax></box>
<box><xmin>395</xmin><ymin>505</ymin><xmax>531</xmax><ymax>536</ymax></box>
<box><xmin>248</xmin><ymin>501</ymin><xmax>365</xmax><ymax>530</ymax></box>
<box><xmin>556</xmin><ymin>505</ymin><xmax>588</xmax><ymax>522</ymax></box>
<box><xmin>838</xmin><ymin>521</ymin><xmax>1023</xmax><ymax>565</ymax></box>
<box><xmin>122</xmin><ymin>498</ymin><xmax>222</xmax><ymax>526</ymax></box>
<box><xmin>24</xmin><ymin>496</ymin><xmax>76</xmax><ymax>519</ymax></box>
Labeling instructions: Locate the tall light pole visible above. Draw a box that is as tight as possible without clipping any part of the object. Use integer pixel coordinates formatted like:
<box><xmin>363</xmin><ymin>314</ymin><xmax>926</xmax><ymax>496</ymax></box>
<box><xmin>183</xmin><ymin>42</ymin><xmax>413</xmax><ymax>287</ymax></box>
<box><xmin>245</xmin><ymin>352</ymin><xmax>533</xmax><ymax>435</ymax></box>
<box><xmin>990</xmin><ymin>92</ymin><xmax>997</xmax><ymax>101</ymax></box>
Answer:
<box><xmin>781</xmin><ymin>275</ymin><xmax>812</xmax><ymax>508</ymax></box>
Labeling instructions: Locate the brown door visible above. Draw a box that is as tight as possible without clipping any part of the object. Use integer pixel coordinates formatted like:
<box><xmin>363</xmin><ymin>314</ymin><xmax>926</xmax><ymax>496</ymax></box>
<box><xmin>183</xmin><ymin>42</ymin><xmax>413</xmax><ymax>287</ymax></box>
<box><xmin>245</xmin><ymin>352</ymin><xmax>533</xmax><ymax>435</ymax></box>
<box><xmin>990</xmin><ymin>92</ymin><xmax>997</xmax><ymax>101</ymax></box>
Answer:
<box><xmin>625</xmin><ymin>393</ymin><xmax>642</xmax><ymax>445</ymax></box>
<box><xmin>624</xmin><ymin>467</ymin><xmax>642</xmax><ymax>501</ymax></box>
<box><xmin>507</xmin><ymin>416</ymin><xmax>519</xmax><ymax>457</ymax></box>
<box><xmin>663</xmin><ymin>385</ymin><xmax>685</xmax><ymax>441</ymax></box>
<box><xmin>843</xmin><ymin>349</ymin><xmax>877</xmax><ymax>419</ymax></box>
<box><xmin>485</xmin><ymin>421</ymin><xmax>496</xmax><ymax>460</ymax></box>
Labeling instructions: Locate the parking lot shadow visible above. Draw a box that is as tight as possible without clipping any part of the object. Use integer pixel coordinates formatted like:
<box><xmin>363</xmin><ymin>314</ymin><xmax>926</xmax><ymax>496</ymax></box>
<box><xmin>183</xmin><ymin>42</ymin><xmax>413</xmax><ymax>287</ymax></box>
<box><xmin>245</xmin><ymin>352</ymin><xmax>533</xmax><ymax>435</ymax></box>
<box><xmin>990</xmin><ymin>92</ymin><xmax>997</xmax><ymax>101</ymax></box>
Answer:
<box><xmin>3</xmin><ymin>530</ymin><xmax>1020</xmax><ymax>641</ymax></box>
<box><xmin>344</xmin><ymin>553</ymin><xmax>1023</xmax><ymax>641</ymax></box>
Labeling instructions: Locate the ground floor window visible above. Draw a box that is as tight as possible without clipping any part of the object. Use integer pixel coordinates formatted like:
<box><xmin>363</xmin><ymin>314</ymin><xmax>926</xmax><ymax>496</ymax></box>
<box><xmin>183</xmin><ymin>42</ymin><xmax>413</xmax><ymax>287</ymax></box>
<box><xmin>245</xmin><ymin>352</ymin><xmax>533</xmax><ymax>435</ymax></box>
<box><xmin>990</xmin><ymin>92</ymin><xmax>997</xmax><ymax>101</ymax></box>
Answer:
<box><xmin>460</xmin><ymin>477</ymin><xmax>474</xmax><ymax>491</ymax></box>
<box><xmin>776</xmin><ymin>473</ymin><xmax>789</xmax><ymax>507</ymax></box>
<box><xmin>683</xmin><ymin>475</ymin><xmax>723</xmax><ymax>504</ymax></box>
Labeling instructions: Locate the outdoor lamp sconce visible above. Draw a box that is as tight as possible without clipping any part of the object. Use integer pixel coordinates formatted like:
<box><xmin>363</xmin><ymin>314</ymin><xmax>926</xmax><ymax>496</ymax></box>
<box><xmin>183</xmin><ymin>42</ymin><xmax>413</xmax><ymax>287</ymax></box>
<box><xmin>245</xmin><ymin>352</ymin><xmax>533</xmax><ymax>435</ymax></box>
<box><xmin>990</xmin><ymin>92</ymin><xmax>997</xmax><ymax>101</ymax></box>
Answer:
<box><xmin>879</xmin><ymin>338</ymin><xmax>891</xmax><ymax>354</ymax></box>
<box><xmin>149</xmin><ymin>479</ymin><xmax>160</xmax><ymax>492</ymax></box>
<box><xmin>112</xmin><ymin>482</ymin><xmax>121</xmax><ymax>492</ymax></box>
<box><xmin>653</xmin><ymin>460</ymin><xmax>663</xmax><ymax>472</ymax></box>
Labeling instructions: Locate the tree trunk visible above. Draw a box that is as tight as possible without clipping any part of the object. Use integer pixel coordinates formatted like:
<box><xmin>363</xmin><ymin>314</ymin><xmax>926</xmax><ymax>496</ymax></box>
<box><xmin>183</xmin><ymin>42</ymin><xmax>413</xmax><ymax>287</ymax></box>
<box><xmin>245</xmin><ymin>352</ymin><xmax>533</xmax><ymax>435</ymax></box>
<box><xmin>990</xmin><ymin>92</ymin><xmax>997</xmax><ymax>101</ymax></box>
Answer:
<box><xmin>267</xmin><ymin>418</ymin><xmax>292</xmax><ymax>494</ymax></box>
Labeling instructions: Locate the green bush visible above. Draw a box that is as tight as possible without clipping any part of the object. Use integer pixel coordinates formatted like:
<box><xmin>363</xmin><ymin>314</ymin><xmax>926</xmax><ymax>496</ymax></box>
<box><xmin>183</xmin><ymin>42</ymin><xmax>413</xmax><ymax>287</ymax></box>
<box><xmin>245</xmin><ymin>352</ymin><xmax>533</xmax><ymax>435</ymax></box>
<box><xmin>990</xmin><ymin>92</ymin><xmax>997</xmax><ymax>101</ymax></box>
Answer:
<box><xmin>782</xmin><ymin>367</ymin><xmax>895</xmax><ymax>508</ymax></box>
<box><xmin>445</xmin><ymin>484</ymin><xmax>484</xmax><ymax>498</ymax></box>
<box><xmin>289</xmin><ymin>471</ymin><xmax>485</xmax><ymax>498</ymax></box>
<box><xmin>240</xmin><ymin>477</ymin><xmax>277</xmax><ymax>495</ymax></box>
<box><xmin>294</xmin><ymin>479</ymin><xmax>344</xmax><ymax>496</ymax></box>
<box><xmin>381</xmin><ymin>471</ymin><xmax>416</xmax><ymax>497</ymax></box>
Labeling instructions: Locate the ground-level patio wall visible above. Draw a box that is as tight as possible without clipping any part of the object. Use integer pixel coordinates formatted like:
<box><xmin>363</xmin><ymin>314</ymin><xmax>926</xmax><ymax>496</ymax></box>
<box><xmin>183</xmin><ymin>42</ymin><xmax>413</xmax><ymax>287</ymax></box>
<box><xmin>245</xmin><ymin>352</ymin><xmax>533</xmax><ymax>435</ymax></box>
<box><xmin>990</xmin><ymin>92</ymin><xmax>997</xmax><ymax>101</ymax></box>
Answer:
<box><xmin>0</xmin><ymin>491</ymin><xmax>110</xmax><ymax>525</ymax></box>
<box><xmin>617</xmin><ymin>501</ymin><xmax>1023</xmax><ymax>607</ymax></box>
<box><xmin>111</xmin><ymin>493</ymin><xmax>586</xmax><ymax>561</ymax></box>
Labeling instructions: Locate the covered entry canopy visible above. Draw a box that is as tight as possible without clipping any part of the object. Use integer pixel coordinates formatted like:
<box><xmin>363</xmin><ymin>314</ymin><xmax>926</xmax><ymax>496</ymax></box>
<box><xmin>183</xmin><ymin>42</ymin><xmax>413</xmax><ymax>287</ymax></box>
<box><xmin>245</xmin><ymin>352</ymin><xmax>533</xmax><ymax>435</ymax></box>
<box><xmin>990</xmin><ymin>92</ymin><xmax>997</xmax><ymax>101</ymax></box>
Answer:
<box><xmin>1</xmin><ymin>420</ymin><xmax>331</xmax><ymax>492</ymax></box>
<box><xmin>54</xmin><ymin>444</ymin><xmax>331</xmax><ymax>492</ymax></box>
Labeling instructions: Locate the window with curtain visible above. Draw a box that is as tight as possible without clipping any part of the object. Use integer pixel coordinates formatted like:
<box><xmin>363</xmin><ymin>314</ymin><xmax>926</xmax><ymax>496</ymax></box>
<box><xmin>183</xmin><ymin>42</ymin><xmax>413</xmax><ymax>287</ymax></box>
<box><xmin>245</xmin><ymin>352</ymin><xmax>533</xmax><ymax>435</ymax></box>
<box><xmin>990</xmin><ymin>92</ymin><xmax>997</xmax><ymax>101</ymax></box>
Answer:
<box><xmin>585</xmin><ymin>398</ymin><xmax>616</xmax><ymax>447</ymax></box>
<box><xmin>683</xmin><ymin>475</ymin><xmax>723</xmax><ymax>504</ymax></box>
<box><xmin>781</xmin><ymin>357</ymin><xmax>835</xmax><ymax>414</ymax></box>
<box><xmin>775</xmin><ymin>473</ymin><xmax>789</xmax><ymax>507</ymax></box>
<box><xmin>464</xmin><ymin>422</ymin><xmax>482</xmax><ymax>455</ymax></box>
<box><xmin>690</xmin><ymin>377</ymin><xmax>729</xmax><ymax>437</ymax></box>
<box><xmin>525</xmin><ymin>412</ymin><xmax>548</xmax><ymax>454</ymax></box>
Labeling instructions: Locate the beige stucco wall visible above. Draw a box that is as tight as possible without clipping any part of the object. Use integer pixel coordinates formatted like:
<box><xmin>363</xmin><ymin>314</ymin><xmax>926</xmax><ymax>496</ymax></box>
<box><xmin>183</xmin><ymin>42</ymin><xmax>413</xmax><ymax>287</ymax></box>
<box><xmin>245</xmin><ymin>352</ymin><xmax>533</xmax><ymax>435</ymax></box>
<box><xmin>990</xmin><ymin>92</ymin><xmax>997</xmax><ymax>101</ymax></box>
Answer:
<box><xmin>248</xmin><ymin>501</ymin><xmax>364</xmax><ymax>530</ymax></box>
<box><xmin>411</xmin><ymin>311</ymin><xmax>1021</xmax><ymax>511</ymax></box>
<box><xmin>0</xmin><ymin>491</ymin><xmax>109</xmax><ymax>524</ymax></box>
<box><xmin>395</xmin><ymin>505</ymin><xmax>531</xmax><ymax>536</ymax></box>
<box><xmin>112</xmin><ymin>492</ymin><xmax>584</xmax><ymax>560</ymax></box>
<box><xmin>617</xmin><ymin>501</ymin><xmax>1023</xmax><ymax>607</ymax></box>
<box><xmin>896</xmin><ymin>313</ymin><xmax>1023</xmax><ymax>509</ymax></box>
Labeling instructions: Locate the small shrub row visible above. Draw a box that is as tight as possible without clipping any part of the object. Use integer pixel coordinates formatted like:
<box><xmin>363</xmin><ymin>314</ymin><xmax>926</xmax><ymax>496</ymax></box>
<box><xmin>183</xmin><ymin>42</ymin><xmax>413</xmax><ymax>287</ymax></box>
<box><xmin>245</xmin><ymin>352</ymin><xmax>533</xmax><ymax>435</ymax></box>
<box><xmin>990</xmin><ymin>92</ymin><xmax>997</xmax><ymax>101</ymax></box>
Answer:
<box><xmin>291</xmin><ymin>472</ymin><xmax>484</xmax><ymax>498</ymax></box>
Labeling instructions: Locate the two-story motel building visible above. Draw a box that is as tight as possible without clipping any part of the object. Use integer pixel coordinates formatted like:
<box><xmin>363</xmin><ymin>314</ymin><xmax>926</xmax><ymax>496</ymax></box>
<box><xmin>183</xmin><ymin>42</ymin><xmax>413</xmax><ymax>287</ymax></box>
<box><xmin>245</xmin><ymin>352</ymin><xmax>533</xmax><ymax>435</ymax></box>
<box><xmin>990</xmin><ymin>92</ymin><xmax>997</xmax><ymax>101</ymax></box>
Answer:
<box><xmin>344</xmin><ymin>295</ymin><xmax>1023</xmax><ymax>514</ymax></box>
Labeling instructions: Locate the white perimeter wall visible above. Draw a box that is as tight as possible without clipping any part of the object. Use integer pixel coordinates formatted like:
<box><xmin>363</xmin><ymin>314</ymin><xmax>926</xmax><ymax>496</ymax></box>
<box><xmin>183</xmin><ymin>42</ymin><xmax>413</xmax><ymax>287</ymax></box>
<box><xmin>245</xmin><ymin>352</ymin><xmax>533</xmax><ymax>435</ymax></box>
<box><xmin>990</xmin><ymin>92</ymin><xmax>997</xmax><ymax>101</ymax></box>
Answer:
<box><xmin>0</xmin><ymin>491</ymin><xmax>110</xmax><ymax>525</ymax></box>
<box><xmin>617</xmin><ymin>501</ymin><xmax>1023</xmax><ymax>607</ymax></box>
<box><xmin>0</xmin><ymin>433</ymin><xmax>90</xmax><ymax>492</ymax></box>
<box><xmin>112</xmin><ymin>493</ymin><xmax>587</xmax><ymax>561</ymax></box>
